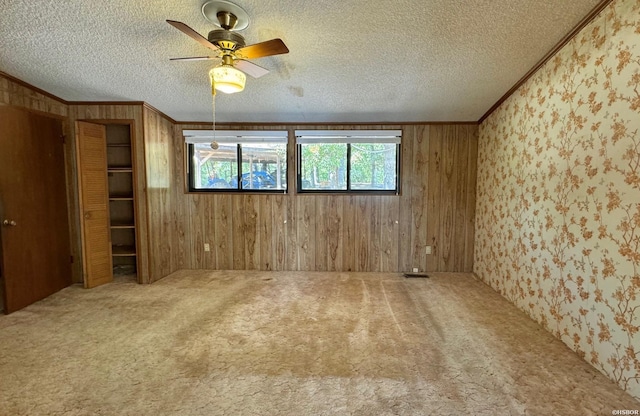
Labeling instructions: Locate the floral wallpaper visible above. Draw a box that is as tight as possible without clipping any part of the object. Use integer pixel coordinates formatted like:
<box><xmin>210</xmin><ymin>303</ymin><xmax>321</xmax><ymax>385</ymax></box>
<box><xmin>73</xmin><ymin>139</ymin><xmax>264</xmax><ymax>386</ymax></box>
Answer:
<box><xmin>475</xmin><ymin>0</ymin><xmax>640</xmax><ymax>401</ymax></box>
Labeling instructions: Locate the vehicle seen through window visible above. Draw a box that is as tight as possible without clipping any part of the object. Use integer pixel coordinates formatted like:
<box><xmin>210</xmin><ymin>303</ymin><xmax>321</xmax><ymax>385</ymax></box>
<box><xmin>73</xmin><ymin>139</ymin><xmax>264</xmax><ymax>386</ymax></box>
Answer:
<box><xmin>185</xmin><ymin>130</ymin><xmax>288</xmax><ymax>192</ymax></box>
<box><xmin>184</xmin><ymin>129</ymin><xmax>401</xmax><ymax>194</ymax></box>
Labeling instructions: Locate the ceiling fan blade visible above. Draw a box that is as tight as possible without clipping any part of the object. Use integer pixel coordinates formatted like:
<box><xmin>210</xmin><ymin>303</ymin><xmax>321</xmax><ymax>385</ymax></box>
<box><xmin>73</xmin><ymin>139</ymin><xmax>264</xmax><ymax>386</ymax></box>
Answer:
<box><xmin>170</xmin><ymin>56</ymin><xmax>218</xmax><ymax>61</ymax></box>
<box><xmin>166</xmin><ymin>20</ymin><xmax>219</xmax><ymax>52</ymax></box>
<box><xmin>236</xmin><ymin>38</ymin><xmax>289</xmax><ymax>60</ymax></box>
<box><xmin>235</xmin><ymin>60</ymin><xmax>270</xmax><ymax>78</ymax></box>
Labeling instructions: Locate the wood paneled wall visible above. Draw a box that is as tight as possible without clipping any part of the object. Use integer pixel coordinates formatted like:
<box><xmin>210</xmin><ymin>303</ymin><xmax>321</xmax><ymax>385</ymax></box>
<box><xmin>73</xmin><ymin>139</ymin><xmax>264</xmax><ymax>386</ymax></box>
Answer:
<box><xmin>2</xmin><ymin>72</ymin><xmax>479</xmax><ymax>280</ymax></box>
<box><xmin>160</xmin><ymin>123</ymin><xmax>478</xmax><ymax>273</ymax></box>
<box><xmin>143</xmin><ymin>106</ymin><xmax>187</xmax><ymax>282</ymax></box>
<box><xmin>0</xmin><ymin>73</ymin><xmax>68</xmax><ymax>117</ymax></box>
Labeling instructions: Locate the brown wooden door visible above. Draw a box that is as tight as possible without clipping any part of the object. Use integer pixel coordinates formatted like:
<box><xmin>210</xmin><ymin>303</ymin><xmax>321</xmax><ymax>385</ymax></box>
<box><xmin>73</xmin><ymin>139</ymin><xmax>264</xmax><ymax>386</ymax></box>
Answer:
<box><xmin>76</xmin><ymin>121</ymin><xmax>112</xmax><ymax>288</ymax></box>
<box><xmin>0</xmin><ymin>106</ymin><xmax>72</xmax><ymax>313</ymax></box>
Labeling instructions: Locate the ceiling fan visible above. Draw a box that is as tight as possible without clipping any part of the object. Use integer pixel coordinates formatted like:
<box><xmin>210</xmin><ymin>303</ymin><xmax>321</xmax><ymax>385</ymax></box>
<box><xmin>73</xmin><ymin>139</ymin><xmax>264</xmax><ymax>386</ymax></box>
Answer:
<box><xmin>167</xmin><ymin>0</ymin><xmax>289</xmax><ymax>93</ymax></box>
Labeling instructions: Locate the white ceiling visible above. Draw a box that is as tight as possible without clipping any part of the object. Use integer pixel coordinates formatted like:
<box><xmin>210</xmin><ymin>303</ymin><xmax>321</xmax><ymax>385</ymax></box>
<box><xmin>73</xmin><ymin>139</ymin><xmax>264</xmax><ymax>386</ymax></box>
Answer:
<box><xmin>0</xmin><ymin>0</ymin><xmax>602</xmax><ymax>123</ymax></box>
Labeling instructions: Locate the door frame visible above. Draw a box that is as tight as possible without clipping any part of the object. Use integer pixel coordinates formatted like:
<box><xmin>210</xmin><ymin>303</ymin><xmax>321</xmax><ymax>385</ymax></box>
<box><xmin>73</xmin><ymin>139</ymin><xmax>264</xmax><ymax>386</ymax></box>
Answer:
<box><xmin>75</xmin><ymin>119</ymin><xmax>142</xmax><ymax>285</ymax></box>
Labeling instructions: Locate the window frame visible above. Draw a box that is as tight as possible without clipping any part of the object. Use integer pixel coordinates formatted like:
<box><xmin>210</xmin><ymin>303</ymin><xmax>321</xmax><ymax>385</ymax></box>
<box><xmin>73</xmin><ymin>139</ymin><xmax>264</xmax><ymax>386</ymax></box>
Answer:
<box><xmin>295</xmin><ymin>130</ymin><xmax>402</xmax><ymax>195</ymax></box>
<box><xmin>184</xmin><ymin>130</ymin><xmax>288</xmax><ymax>193</ymax></box>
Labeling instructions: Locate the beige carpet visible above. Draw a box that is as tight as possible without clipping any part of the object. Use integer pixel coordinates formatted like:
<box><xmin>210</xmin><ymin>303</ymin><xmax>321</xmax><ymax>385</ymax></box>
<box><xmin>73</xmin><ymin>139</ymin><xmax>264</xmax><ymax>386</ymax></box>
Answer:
<box><xmin>0</xmin><ymin>271</ymin><xmax>637</xmax><ymax>415</ymax></box>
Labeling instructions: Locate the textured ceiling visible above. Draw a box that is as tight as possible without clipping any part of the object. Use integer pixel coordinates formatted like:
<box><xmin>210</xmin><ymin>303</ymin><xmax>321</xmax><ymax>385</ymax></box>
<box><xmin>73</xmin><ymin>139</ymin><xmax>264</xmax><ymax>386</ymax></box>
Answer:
<box><xmin>0</xmin><ymin>0</ymin><xmax>602</xmax><ymax>123</ymax></box>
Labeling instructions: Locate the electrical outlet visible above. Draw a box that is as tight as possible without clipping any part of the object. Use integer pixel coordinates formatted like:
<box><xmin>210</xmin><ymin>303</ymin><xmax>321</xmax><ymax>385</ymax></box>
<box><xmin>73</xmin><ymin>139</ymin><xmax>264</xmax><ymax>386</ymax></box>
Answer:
<box><xmin>425</xmin><ymin>246</ymin><xmax>432</xmax><ymax>255</ymax></box>
<box><xmin>204</xmin><ymin>243</ymin><xmax>210</xmax><ymax>252</ymax></box>
<box><xmin>412</xmin><ymin>267</ymin><xmax>419</xmax><ymax>273</ymax></box>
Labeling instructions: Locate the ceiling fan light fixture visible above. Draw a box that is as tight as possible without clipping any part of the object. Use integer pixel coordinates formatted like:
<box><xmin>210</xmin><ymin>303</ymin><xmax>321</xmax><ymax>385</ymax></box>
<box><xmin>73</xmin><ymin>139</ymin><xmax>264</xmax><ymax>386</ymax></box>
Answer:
<box><xmin>209</xmin><ymin>65</ymin><xmax>246</xmax><ymax>94</ymax></box>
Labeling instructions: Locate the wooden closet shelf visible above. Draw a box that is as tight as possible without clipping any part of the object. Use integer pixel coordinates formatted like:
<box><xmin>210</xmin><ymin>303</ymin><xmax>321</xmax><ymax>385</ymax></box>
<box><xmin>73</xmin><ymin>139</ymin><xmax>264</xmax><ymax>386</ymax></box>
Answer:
<box><xmin>107</xmin><ymin>167</ymin><xmax>133</xmax><ymax>173</ymax></box>
<box><xmin>111</xmin><ymin>222</ymin><xmax>135</xmax><ymax>229</ymax></box>
<box><xmin>112</xmin><ymin>245</ymin><xmax>136</xmax><ymax>256</ymax></box>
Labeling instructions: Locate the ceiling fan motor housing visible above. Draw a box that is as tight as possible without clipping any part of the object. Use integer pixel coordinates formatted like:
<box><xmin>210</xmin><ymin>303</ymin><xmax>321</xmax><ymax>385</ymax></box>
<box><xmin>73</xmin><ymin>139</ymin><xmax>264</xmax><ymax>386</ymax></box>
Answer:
<box><xmin>207</xmin><ymin>29</ymin><xmax>245</xmax><ymax>50</ymax></box>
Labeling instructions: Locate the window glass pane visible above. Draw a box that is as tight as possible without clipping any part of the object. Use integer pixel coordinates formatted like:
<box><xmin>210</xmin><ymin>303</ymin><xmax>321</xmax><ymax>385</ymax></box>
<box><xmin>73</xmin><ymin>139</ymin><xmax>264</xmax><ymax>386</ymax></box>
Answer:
<box><xmin>192</xmin><ymin>142</ymin><xmax>239</xmax><ymax>189</ymax></box>
<box><xmin>350</xmin><ymin>143</ymin><xmax>397</xmax><ymax>190</ymax></box>
<box><xmin>300</xmin><ymin>143</ymin><xmax>347</xmax><ymax>190</ymax></box>
<box><xmin>238</xmin><ymin>143</ymin><xmax>287</xmax><ymax>190</ymax></box>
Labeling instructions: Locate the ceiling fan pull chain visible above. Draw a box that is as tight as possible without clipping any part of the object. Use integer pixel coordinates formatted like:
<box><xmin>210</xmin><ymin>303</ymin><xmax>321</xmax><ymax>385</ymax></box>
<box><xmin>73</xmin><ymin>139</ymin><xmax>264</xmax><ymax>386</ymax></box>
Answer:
<box><xmin>211</xmin><ymin>90</ymin><xmax>218</xmax><ymax>149</ymax></box>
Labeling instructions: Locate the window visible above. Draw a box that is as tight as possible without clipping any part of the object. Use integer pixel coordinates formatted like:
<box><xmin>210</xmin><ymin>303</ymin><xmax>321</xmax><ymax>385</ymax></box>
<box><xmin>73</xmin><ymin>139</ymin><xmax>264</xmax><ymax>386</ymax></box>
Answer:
<box><xmin>296</xmin><ymin>130</ymin><xmax>401</xmax><ymax>193</ymax></box>
<box><xmin>184</xmin><ymin>130</ymin><xmax>287</xmax><ymax>192</ymax></box>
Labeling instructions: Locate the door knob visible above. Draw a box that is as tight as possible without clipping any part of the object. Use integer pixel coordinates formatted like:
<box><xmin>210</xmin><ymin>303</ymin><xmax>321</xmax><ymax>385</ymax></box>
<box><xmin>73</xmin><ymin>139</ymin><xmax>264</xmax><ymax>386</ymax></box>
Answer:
<box><xmin>2</xmin><ymin>220</ymin><xmax>17</xmax><ymax>226</ymax></box>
